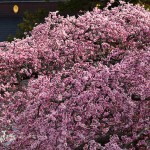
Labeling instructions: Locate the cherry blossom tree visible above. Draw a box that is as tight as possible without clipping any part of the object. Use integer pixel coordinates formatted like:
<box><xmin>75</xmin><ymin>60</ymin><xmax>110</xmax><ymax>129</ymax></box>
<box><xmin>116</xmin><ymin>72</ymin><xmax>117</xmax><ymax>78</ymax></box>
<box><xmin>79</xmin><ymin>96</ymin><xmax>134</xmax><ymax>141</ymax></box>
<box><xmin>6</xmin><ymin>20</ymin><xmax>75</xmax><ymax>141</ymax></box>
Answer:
<box><xmin>0</xmin><ymin>1</ymin><xmax>150</xmax><ymax>149</ymax></box>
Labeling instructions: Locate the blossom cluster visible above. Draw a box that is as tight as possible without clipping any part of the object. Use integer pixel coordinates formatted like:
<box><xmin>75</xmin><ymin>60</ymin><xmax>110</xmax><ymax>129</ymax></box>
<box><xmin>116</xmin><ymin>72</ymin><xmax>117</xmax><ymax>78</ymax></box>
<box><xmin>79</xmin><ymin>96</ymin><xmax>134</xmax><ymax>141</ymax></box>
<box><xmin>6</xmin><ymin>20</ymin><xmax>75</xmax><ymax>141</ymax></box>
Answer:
<box><xmin>0</xmin><ymin>1</ymin><xmax>150</xmax><ymax>150</ymax></box>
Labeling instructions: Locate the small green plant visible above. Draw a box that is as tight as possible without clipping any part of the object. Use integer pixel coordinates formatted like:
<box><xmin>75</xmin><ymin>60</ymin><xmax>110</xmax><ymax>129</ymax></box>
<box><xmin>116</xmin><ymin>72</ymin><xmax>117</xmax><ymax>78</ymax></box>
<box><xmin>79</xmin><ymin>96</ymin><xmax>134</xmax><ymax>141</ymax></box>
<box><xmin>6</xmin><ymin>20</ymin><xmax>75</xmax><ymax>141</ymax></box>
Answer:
<box><xmin>7</xmin><ymin>8</ymin><xmax>49</xmax><ymax>42</ymax></box>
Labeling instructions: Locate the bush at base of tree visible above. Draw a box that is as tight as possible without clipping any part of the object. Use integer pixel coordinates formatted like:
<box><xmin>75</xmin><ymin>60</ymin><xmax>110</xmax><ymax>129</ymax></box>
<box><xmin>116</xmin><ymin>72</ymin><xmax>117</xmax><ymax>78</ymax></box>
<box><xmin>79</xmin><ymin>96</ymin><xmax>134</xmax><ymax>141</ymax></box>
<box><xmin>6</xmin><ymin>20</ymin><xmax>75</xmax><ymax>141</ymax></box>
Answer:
<box><xmin>0</xmin><ymin>1</ymin><xmax>150</xmax><ymax>149</ymax></box>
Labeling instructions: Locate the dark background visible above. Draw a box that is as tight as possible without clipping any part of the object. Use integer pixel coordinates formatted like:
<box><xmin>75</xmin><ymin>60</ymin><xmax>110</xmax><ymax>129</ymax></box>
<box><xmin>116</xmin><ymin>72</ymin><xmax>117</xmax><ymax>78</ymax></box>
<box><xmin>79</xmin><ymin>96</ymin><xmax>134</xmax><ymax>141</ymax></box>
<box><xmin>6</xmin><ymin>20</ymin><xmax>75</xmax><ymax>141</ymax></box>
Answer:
<box><xmin>0</xmin><ymin>1</ymin><xmax>60</xmax><ymax>42</ymax></box>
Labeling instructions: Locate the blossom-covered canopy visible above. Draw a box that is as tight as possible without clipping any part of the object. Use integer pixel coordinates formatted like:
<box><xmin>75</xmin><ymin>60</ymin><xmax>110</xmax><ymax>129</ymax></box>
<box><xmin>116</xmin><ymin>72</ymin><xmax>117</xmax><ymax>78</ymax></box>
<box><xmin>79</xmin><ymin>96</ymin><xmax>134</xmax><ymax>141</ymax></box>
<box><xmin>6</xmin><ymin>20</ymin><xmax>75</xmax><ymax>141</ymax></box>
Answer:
<box><xmin>0</xmin><ymin>1</ymin><xmax>150</xmax><ymax>149</ymax></box>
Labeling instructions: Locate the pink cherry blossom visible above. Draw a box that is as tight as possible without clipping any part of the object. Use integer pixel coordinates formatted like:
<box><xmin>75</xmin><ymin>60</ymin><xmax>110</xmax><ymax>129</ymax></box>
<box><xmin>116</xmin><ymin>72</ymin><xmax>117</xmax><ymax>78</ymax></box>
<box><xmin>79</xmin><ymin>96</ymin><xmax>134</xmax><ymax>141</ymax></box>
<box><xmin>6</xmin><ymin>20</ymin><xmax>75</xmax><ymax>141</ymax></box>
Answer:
<box><xmin>0</xmin><ymin>1</ymin><xmax>150</xmax><ymax>149</ymax></box>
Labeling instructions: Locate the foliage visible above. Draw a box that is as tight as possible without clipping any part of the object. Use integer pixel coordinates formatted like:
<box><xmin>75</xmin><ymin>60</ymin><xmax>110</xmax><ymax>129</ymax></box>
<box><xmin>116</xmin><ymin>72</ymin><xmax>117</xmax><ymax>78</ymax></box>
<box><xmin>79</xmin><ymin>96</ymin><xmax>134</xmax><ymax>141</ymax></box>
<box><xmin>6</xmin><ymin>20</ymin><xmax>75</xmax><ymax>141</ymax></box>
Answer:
<box><xmin>0</xmin><ymin>1</ymin><xmax>150</xmax><ymax>149</ymax></box>
<box><xmin>58</xmin><ymin>0</ymin><xmax>98</xmax><ymax>15</ymax></box>
<box><xmin>58</xmin><ymin>0</ymin><xmax>150</xmax><ymax>14</ymax></box>
<box><xmin>7</xmin><ymin>8</ymin><xmax>49</xmax><ymax>42</ymax></box>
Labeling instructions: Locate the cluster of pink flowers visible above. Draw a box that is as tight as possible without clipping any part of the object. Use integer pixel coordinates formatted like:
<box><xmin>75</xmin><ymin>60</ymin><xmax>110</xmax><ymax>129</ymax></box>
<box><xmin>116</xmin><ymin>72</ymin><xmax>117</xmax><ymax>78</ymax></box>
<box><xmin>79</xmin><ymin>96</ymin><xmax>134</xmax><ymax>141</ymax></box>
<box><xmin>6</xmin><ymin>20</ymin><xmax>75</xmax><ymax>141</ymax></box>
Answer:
<box><xmin>0</xmin><ymin>1</ymin><xmax>150</xmax><ymax>150</ymax></box>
